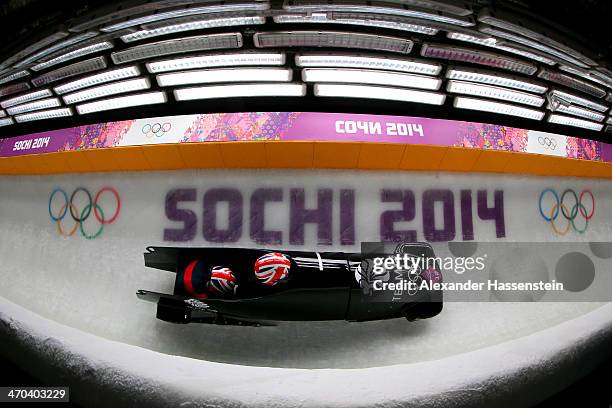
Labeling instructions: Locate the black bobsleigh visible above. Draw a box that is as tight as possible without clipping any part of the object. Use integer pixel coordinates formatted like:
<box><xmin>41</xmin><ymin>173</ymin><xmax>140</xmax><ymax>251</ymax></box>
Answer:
<box><xmin>137</xmin><ymin>242</ymin><xmax>443</xmax><ymax>326</ymax></box>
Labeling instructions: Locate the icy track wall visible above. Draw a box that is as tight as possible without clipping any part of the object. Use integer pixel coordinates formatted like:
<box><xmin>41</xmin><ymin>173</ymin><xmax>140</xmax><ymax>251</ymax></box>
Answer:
<box><xmin>0</xmin><ymin>169</ymin><xmax>611</xmax><ymax>406</ymax></box>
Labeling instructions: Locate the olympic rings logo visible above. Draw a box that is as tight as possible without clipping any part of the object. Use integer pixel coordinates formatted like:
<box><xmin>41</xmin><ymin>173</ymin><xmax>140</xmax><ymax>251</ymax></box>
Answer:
<box><xmin>538</xmin><ymin>136</ymin><xmax>557</xmax><ymax>150</ymax></box>
<box><xmin>48</xmin><ymin>187</ymin><xmax>121</xmax><ymax>239</ymax></box>
<box><xmin>142</xmin><ymin>122</ymin><xmax>171</xmax><ymax>138</ymax></box>
<box><xmin>538</xmin><ymin>189</ymin><xmax>595</xmax><ymax>235</ymax></box>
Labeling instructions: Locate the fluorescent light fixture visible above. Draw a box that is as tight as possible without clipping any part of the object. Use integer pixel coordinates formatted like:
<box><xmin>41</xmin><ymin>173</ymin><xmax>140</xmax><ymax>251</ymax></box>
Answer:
<box><xmin>374</xmin><ymin>0</ymin><xmax>473</xmax><ymax>16</ymax></box>
<box><xmin>282</xmin><ymin>1</ymin><xmax>475</xmax><ymax>26</ymax></box>
<box><xmin>446</xmin><ymin>31</ymin><xmax>556</xmax><ymax>65</ymax></box>
<box><xmin>302</xmin><ymin>68</ymin><xmax>441</xmax><ymax>90</ymax></box>
<box><xmin>313</xmin><ymin>83</ymin><xmax>446</xmax><ymax>104</ymax></box>
<box><xmin>0</xmin><ymin>70</ymin><xmax>29</xmax><ymax>85</ymax></box>
<box><xmin>14</xmin><ymin>31</ymin><xmax>99</xmax><ymax>68</ymax></box>
<box><xmin>111</xmin><ymin>33</ymin><xmax>242</xmax><ymax>64</ymax></box>
<box><xmin>14</xmin><ymin>107</ymin><xmax>72</xmax><ymax>123</ymax></box>
<box><xmin>69</xmin><ymin>0</ymin><xmax>214</xmax><ymax>32</ymax></box>
<box><xmin>174</xmin><ymin>83</ymin><xmax>306</xmax><ymax>100</ymax></box>
<box><xmin>537</xmin><ymin>68</ymin><xmax>606</xmax><ymax>99</ymax></box>
<box><xmin>548</xmin><ymin>103</ymin><xmax>605</xmax><ymax>122</ymax></box>
<box><xmin>549</xmin><ymin>90</ymin><xmax>608</xmax><ymax>113</ymax></box>
<box><xmin>0</xmin><ymin>32</ymin><xmax>67</xmax><ymax>69</ymax></box>
<box><xmin>76</xmin><ymin>91</ymin><xmax>167</xmax><ymax>114</ymax></box>
<box><xmin>146</xmin><ymin>52</ymin><xmax>285</xmax><ymax>73</ymax></box>
<box><xmin>558</xmin><ymin>65</ymin><xmax>612</xmax><ymax>89</ymax></box>
<box><xmin>273</xmin><ymin>13</ymin><xmax>439</xmax><ymax>35</ymax></box>
<box><xmin>157</xmin><ymin>68</ymin><xmax>292</xmax><ymax>86</ymax></box>
<box><xmin>421</xmin><ymin>43</ymin><xmax>537</xmax><ymax>75</ymax></box>
<box><xmin>607</xmin><ymin>92</ymin><xmax>612</xmax><ymax>104</ymax></box>
<box><xmin>446</xmin><ymin>67</ymin><xmax>546</xmax><ymax>94</ymax></box>
<box><xmin>453</xmin><ymin>96</ymin><xmax>544</xmax><ymax>120</ymax></box>
<box><xmin>32</xmin><ymin>57</ymin><xmax>108</xmax><ymax>87</ymax></box>
<box><xmin>479</xmin><ymin>25</ymin><xmax>590</xmax><ymax>69</ymax></box>
<box><xmin>63</xmin><ymin>78</ymin><xmax>151</xmax><ymax>104</ymax></box>
<box><xmin>54</xmin><ymin>66</ymin><xmax>140</xmax><ymax>95</ymax></box>
<box><xmin>254</xmin><ymin>31</ymin><xmax>413</xmax><ymax>54</ymax></box>
<box><xmin>0</xmin><ymin>82</ymin><xmax>31</xmax><ymax>98</ymax></box>
<box><xmin>31</xmin><ymin>42</ymin><xmax>114</xmax><ymax>72</ymax></box>
<box><xmin>607</xmin><ymin>117</ymin><xmax>612</xmax><ymax>125</ymax></box>
<box><xmin>6</xmin><ymin>97</ymin><xmax>61</xmax><ymax>115</ymax></box>
<box><xmin>101</xmin><ymin>2</ymin><xmax>270</xmax><ymax>32</ymax></box>
<box><xmin>606</xmin><ymin>125</ymin><xmax>612</xmax><ymax>133</ymax></box>
<box><xmin>0</xmin><ymin>117</ymin><xmax>13</xmax><ymax>126</ymax></box>
<box><xmin>447</xmin><ymin>80</ymin><xmax>544</xmax><ymax>106</ymax></box>
<box><xmin>1</xmin><ymin>89</ymin><xmax>52</xmax><ymax>108</ymax></box>
<box><xmin>590</xmin><ymin>68</ymin><xmax>612</xmax><ymax>87</ymax></box>
<box><xmin>547</xmin><ymin>114</ymin><xmax>603</xmax><ymax>131</ymax></box>
<box><xmin>478</xmin><ymin>8</ymin><xmax>596</xmax><ymax>66</ymax></box>
<box><xmin>121</xmin><ymin>15</ymin><xmax>266</xmax><ymax>43</ymax></box>
<box><xmin>0</xmin><ymin>110</ymin><xmax>4</xmax><ymax>117</ymax></box>
<box><xmin>295</xmin><ymin>53</ymin><xmax>441</xmax><ymax>75</ymax></box>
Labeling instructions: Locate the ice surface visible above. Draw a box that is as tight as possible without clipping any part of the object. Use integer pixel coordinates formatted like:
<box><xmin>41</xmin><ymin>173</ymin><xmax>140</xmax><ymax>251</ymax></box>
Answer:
<box><xmin>0</xmin><ymin>169</ymin><xmax>610</xmax><ymax>368</ymax></box>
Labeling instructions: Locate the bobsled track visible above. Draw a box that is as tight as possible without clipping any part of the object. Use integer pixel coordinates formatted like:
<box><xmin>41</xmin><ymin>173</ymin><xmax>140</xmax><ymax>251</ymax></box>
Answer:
<box><xmin>0</xmin><ymin>169</ymin><xmax>611</xmax><ymax>407</ymax></box>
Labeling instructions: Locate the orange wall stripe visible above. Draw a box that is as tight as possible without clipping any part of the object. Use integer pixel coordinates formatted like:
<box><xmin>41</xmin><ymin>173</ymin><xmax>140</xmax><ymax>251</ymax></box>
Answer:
<box><xmin>0</xmin><ymin>141</ymin><xmax>609</xmax><ymax>178</ymax></box>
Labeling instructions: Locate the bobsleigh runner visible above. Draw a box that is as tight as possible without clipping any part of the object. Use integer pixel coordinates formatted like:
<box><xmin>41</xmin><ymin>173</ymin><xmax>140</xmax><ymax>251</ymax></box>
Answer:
<box><xmin>137</xmin><ymin>242</ymin><xmax>443</xmax><ymax>326</ymax></box>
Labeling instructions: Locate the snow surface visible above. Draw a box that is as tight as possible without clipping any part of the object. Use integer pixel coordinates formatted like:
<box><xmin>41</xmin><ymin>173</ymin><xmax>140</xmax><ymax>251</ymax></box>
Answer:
<box><xmin>0</xmin><ymin>169</ymin><xmax>611</xmax><ymax>406</ymax></box>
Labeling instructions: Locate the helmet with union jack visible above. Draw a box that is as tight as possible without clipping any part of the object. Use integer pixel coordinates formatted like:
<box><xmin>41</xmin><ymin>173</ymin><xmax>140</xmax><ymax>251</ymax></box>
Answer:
<box><xmin>208</xmin><ymin>266</ymin><xmax>238</xmax><ymax>295</ymax></box>
<box><xmin>254</xmin><ymin>252</ymin><xmax>291</xmax><ymax>286</ymax></box>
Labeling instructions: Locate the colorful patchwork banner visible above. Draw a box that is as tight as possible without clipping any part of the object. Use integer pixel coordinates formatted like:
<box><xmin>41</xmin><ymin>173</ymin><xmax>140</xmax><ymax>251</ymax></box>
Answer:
<box><xmin>0</xmin><ymin>112</ymin><xmax>610</xmax><ymax>162</ymax></box>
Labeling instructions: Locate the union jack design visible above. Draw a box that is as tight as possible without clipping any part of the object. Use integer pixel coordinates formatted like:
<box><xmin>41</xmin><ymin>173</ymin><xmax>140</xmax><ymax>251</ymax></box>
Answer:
<box><xmin>254</xmin><ymin>252</ymin><xmax>291</xmax><ymax>286</ymax></box>
<box><xmin>208</xmin><ymin>266</ymin><xmax>237</xmax><ymax>295</ymax></box>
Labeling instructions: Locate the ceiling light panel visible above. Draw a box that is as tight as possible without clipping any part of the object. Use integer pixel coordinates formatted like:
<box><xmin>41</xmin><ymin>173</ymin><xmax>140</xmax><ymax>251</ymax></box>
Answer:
<box><xmin>547</xmin><ymin>114</ymin><xmax>603</xmax><ymax>131</ymax></box>
<box><xmin>446</xmin><ymin>31</ymin><xmax>556</xmax><ymax>65</ymax></box>
<box><xmin>372</xmin><ymin>0</ymin><xmax>473</xmax><ymax>16</ymax></box>
<box><xmin>6</xmin><ymin>97</ymin><xmax>61</xmax><ymax>115</ymax></box>
<box><xmin>447</xmin><ymin>80</ymin><xmax>544</xmax><ymax>106</ymax></box>
<box><xmin>302</xmin><ymin>68</ymin><xmax>442</xmax><ymax>90</ymax></box>
<box><xmin>146</xmin><ymin>52</ymin><xmax>286</xmax><ymax>73</ymax></box>
<box><xmin>0</xmin><ymin>31</ymin><xmax>67</xmax><ymax>69</ymax></box>
<box><xmin>63</xmin><ymin>78</ymin><xmax>151</xmax><ymax>104</ymax></box>
<box><xmin>0</xmin><ymin>70</ymin><xmax>30</xmax><ymax>85</ymax></box>
<box><xmin>111</xmin><ymin>33</ymin><xmax>242</xmax><ymax>64</ymax></box>
<box><xmin>273</xmin><ymin>12</ymin><xmax>439</xmax><ymax>35</ymax></box>
<box><xmin>295</xmin><ymin>53</ymin><xmax>441</xmax><ymax>75</ymax></box>
<box><xmin>421</xmin><ymin>43</ymin><xmax>536</xmax><ymax>75</ymax></box>
<box><xmin>538</xmin><ymin>68</ymin><xmax>606</xmax><ymax>99</ymax></box>
<box><xmin>282</xmin><ymin>0</ymin><xmax>475</xmax><ymax>27</ymax></box>
<box><xmin>174</xmin><ymin>83</ymin><xmax>306</xmax><ymax>100</ymax></box>
<box><xmin>121</xmin><ymin>14</ymin><xmax>266</xmax><ymax>43</ymax></box>
<box><xmin>478</xmin><ymin>8</ymin><xmax>596</xmax><ymax>66</ymax></box>
<box><xmin>76</xmin><ymin>91</ymin><xmax>167</xmax><ymax>114</ymax></box>
<box><xmin>32</xmin><ymin>57</ymin><xmax>108</xmax><ymax>87</ymax></box>
<box><xmin>254</xmin><ymin>31</ymin><xmax>413</xmax><ymax>54</ymax></box>
<box><xmin>0</xmin><ymin>82</ymin><xmax>30</xmax><ymax>98</ymax></box>
<box><xmin>54</xmin><ymin>66</ymin><xmax>141</xmax><ymax>94</ymax></box>
<box><xmin>14</xmin><ymin>107</ymin><xmax>72</xmax><ymax>123</ymax></box>
<box><xmin>157</xmin><ymin>68</ymin><xmax>293</xmax><ymax>86</ymax></box>
<box><xmin>548</xmin><ymin>103</ymin><xmax>606</xmax><ymax>122</ymax></box>
<box><xmin>314</xmin><ymin>83</ymin><xmax>446</xmax><ymax>104</ymax></box>
<box><xmin>101</xmin><ymin>1</ymin><xmax>270</xmax><ymax>32</ymax></box>
<box><xmin>453</xmin><ymin>96</ymin><xmax>544</xmax><ymax>120</ymax></box>
<box><xmin>14</xmin><ymin>31</ymin><xmax>99</xmax><ymax>68</ymax></box>
<box><xmin>558</xmin><ymin>65</ymin><xmax>612</xmax><ymax>89</ymax></box>
<box><xmin>446</xmin><ymin>67</ymin><xmax>547</xmax><ymax>94</ymax></box>
<box><xmin>0</xmin><ymin>117</ymin><xmax>13</xmax><ymax>126</ymax></box>
<box><xmin>549</xmin><ymin>89</ymin><xmax>608</xmax><ymax>113</ymax></box>
<box><xmin>31</xmin><ymin>42</ymin><xmax>114</xmax><ymax>72</ymax></box>
<box><xmin>479</xmin><ymin>25</ymin><xmax>590</xmax><ymax>69</ymax></box>
<box><xmin>1</xmin><ymin>89</ymin><xmax>52</xmax><ymax>108</ymax></box>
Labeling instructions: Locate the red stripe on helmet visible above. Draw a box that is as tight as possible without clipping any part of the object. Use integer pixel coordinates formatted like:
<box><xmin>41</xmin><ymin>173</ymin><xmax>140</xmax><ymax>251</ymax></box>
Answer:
<box><xmin>183</xmin><ymin>260</ymin><xmax>208</xmax><ymax>299</ymax></box>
